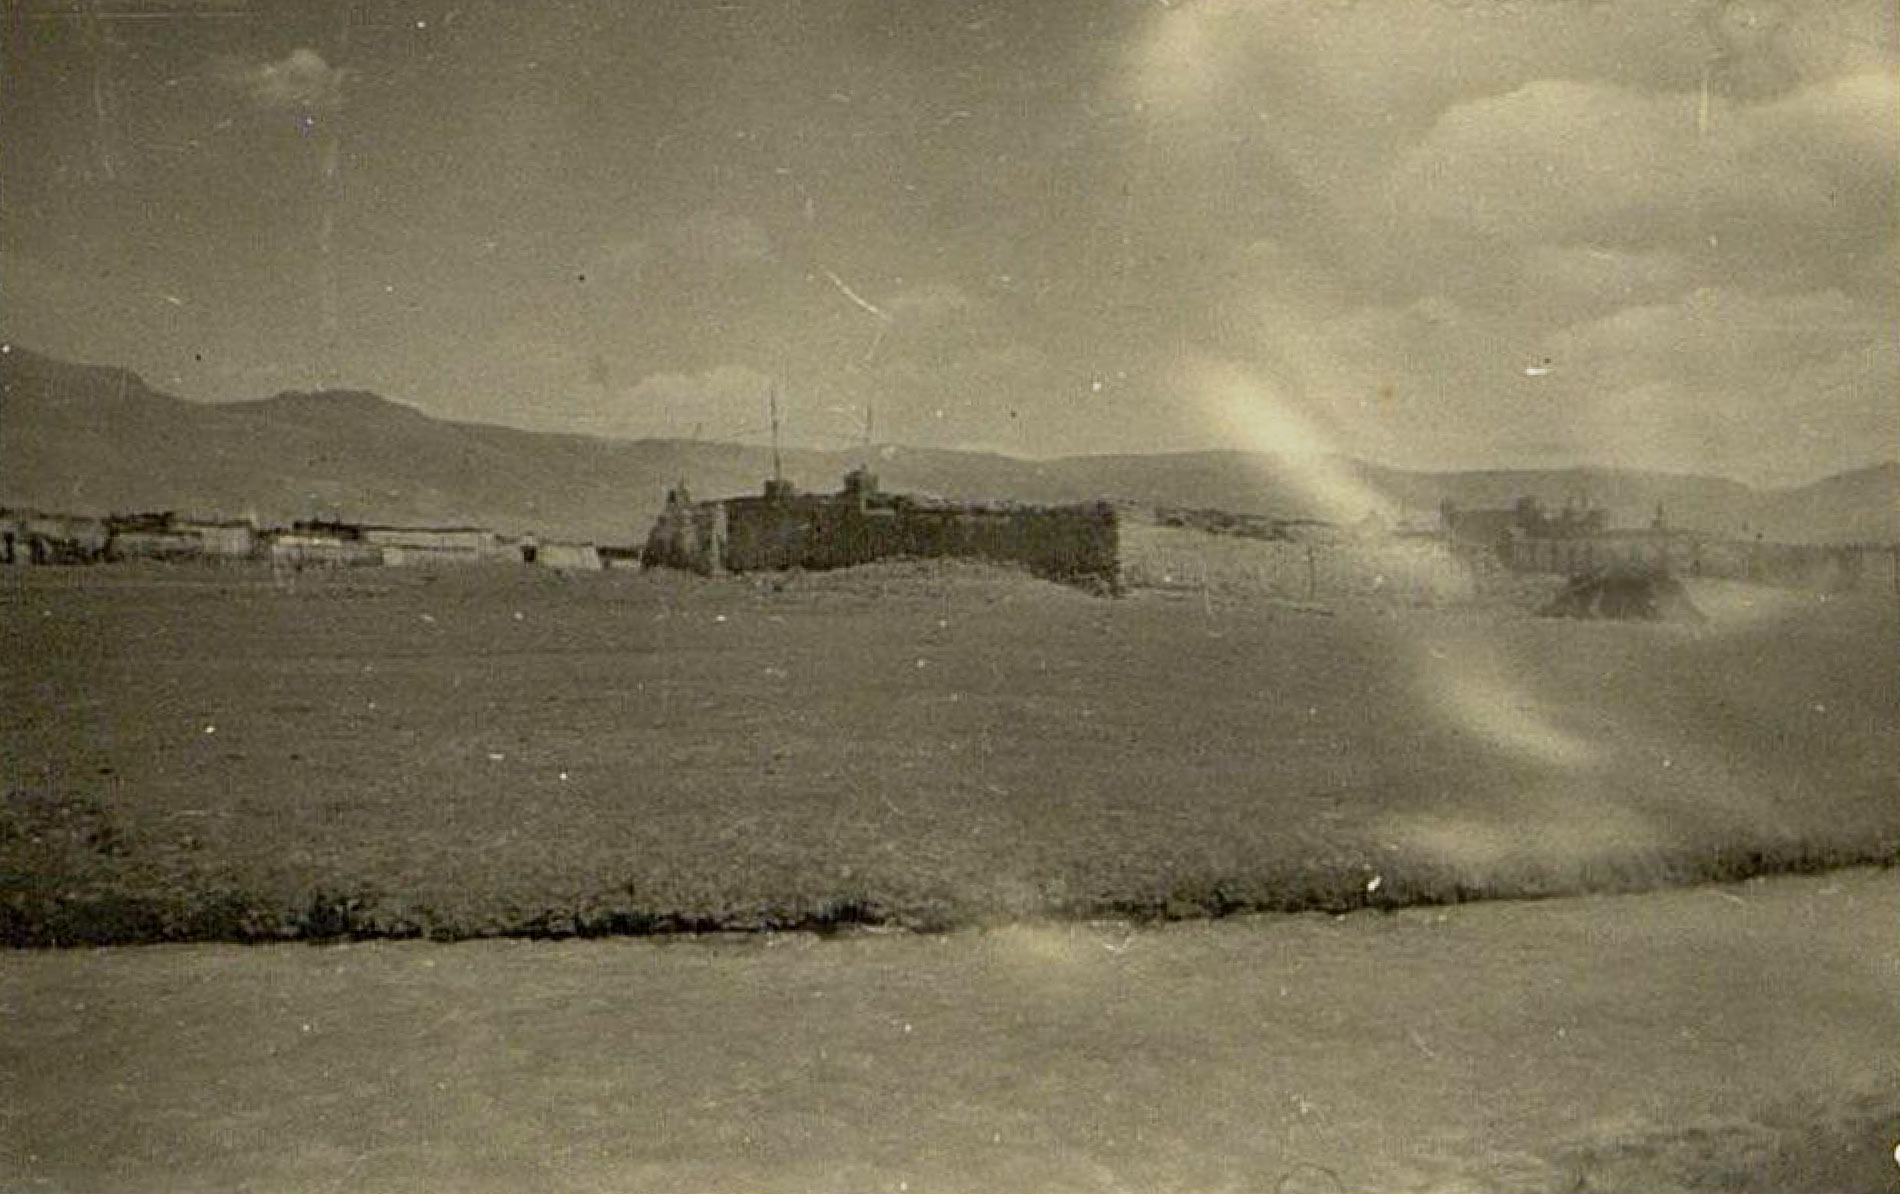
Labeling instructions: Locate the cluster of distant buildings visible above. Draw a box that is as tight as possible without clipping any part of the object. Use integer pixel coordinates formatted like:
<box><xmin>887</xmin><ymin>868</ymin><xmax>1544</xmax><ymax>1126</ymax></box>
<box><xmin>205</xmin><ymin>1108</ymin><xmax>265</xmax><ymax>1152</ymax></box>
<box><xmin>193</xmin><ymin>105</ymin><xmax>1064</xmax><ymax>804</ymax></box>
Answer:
<box><xmin>1437</xmin><ymin>496</ymin><xmax>1884</xmax><ymax>592</ymax></box>
<box><xmin>3</xmin><ymin>483</ymin><xmax>1887</xmax><ymax>597</ymax></box>
<box><xmin>0</xmin><ymin>508</ymin><xmax>636</xmax><ymax>572</ymax></box>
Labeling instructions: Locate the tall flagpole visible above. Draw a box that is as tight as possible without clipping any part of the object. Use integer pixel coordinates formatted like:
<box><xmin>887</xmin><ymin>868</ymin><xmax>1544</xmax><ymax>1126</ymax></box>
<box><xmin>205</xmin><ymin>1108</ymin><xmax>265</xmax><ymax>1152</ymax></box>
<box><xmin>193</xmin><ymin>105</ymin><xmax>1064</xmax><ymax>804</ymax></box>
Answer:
<box><xmin>769</xmin><ymin>381</ymin><xmax>783</xmax><ymax>485</ymax></box>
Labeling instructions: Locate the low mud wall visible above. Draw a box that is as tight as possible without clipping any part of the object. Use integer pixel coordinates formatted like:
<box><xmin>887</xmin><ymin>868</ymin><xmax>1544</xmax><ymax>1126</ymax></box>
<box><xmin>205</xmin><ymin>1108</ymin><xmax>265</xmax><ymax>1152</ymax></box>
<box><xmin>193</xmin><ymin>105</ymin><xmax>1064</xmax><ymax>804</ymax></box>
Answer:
<box><xmin>720</xmin><ymin>499</ymin><xmax>1120</xmax><ymax>590</ymax></box>
<box><xmin>1120</xmin><ymin>523</ymin><xmax>1475</xmax><ymax>605</ymax></box>
<box><xmin>1500</xmin><ymin>534</ymin><xmax>1879</xmax><ymax>592</ymax></box>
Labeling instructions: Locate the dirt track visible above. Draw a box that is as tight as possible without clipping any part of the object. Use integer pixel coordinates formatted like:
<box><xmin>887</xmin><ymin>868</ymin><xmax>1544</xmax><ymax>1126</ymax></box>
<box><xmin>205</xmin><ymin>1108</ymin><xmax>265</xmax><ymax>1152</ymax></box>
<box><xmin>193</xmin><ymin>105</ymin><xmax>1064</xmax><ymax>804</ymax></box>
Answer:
<box><xmin>4</xmin><ymin>868</ymin><xmax>1894</xmax><ymax>1193</ymax></box>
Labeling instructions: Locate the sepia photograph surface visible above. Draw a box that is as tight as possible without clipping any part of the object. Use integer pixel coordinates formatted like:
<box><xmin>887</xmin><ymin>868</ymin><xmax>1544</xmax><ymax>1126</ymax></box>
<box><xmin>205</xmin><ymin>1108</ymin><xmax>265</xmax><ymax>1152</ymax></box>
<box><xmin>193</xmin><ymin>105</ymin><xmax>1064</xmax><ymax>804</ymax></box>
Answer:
<box><xmin>2</xmin><ymin>1</ymin><xmax>1897</xmax><ymax>1190</ymax></box>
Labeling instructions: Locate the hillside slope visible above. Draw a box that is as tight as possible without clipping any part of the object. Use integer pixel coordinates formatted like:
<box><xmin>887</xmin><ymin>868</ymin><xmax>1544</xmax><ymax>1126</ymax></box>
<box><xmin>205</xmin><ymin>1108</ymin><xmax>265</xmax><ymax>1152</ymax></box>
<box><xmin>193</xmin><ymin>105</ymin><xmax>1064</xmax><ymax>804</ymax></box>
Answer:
<box><xmin>3</xmin><ymin>348</ymin><xmax>1891</xmax><ymax>542</ymax></box>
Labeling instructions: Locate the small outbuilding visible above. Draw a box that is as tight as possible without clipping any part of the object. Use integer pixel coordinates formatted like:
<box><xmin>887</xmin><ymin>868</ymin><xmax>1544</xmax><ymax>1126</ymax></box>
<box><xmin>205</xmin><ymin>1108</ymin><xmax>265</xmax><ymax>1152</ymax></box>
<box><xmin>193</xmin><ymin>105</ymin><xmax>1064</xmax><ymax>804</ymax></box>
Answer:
<box><xmin>532</xmin><ymin>541</ymin><xmax>604</xmax><ymax>571</ymax></box>
<box><xmin>1539</xmin><ymin>570</ymin><xmax>1705</xmax><ymax>623</ymax></box>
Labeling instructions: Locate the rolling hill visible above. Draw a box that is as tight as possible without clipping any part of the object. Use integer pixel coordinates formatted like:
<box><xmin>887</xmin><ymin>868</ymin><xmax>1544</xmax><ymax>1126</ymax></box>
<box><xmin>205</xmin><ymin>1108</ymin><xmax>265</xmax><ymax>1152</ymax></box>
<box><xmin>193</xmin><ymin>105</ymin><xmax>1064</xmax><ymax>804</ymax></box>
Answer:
<box><xmin>3</xmin><ymin>347</ymin><xmax>1893</xmax><ymax>544</ymax></box>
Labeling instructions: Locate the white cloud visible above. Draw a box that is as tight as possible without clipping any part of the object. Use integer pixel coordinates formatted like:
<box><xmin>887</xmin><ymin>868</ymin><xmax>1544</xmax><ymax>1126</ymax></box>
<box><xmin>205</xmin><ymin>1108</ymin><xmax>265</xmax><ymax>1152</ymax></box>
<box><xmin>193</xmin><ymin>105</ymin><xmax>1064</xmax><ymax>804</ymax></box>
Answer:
<box><xmin>1533</xmin><ymin>287</ymin><xmax>1900</xmax><ymax>480</ymax></box>
<box><xmin>234</xmin><ymin>48</ymin><xmax>345</xmax><ymax>112</ymax></box>
<box><xmin>591</xmin><ymin>239</ymin><xmax>654</xmax><ymax>279</ymax></box>
<box><xmin>887</xmin><ymin>280</ymin><xmax>975</xmax><ymax>327</ymax></box>
<box><xmin>586</xmin><ymin>214</ymin><xmax>771</xmax><ymax>284</ymax></box>
<box><xmin>613</xmin><ymin>364</ymin><xmax>776</xmax><ymax>440</ymax></box>
<box><xmin>668</xmin><ymin>212</ymin><xmax>772</xmax><ymax>266</ymax></box>
<box><xmin>1543</xmin><ymin>288</ymin><xmax>1882</xmax><ymax>388</ymax></box>
<box><xmin>1389</xmin><ymin>69</ymin><xmax>1899</xmax><ymax>248</ymax></box>
<box><xmin>1519</xmin><ymin>246</ymin><xmax>1689</xmax><ymax>309</ymax></box>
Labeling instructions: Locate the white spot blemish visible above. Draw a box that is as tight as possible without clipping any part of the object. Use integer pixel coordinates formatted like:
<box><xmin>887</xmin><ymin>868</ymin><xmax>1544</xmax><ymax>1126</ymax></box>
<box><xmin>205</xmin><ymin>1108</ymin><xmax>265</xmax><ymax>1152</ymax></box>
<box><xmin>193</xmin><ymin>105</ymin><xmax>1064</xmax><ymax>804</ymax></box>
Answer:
<box><xmin>1365</xmin><ymin>875</ymin><xmax>1382</xmax><ymax>894</ymax></box>
<box><xmin>203</xmin><ymin>725</ymin><xmax>216</xmax><ymax>735</ymax></box>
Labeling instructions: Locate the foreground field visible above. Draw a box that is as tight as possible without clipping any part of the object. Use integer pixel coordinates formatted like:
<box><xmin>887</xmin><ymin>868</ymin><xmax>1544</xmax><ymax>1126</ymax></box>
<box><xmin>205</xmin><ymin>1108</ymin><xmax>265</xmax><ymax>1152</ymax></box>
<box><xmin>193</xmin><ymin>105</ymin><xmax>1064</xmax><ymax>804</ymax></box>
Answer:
<box><xmin>3</xmin><ymin>869</ymin><xmax>1894</xmax><ymax>1193</ymax></box>
<box><xmin>2</xmin><ymin>561</ymin><xmax>1896</xmax><ymax>942</ymax></box>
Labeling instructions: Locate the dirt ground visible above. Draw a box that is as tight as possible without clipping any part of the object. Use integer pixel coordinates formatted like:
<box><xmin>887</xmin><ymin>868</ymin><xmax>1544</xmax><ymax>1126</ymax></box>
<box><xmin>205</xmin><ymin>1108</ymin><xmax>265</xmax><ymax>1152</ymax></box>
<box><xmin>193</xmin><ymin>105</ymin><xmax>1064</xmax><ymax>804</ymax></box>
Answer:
<box><xmin>4</xmin><ymin>561</ymin><xmax>1895</xmax><ymax>940</ymax></box>
<box><xmin>2</xmin><ymin>868</ymin><xmax>1894</xmax><ymax>1193</ymax></box>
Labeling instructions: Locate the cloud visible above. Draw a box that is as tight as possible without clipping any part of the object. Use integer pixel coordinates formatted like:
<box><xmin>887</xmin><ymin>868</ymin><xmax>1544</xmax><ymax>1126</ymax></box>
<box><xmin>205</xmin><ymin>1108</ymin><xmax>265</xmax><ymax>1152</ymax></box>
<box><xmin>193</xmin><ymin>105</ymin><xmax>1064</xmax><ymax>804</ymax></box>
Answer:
<box><xmin>1518</xmin><ymin>246</ymin><xmax>1690</xmax><ymax>311</ymax></box>
<box><xmin>234</xmin><ymin>48</ymin><xmax>346</xmax><ymax>112</ymax></box>
<box><xmin>592</xmin><ymin>239</ymin><xmax>654</xmax><ymax>278</ymax></box>
<box><xmin>887</xmin><ymin>281</ymin><xmax>976</xmax><ymax>328</ymax></box>
<box><xmin>667</xmin><ymin>212</ymin><xmax>772</xmax><ymax>266</ymax></box>
<box><xmin>610</xmin><ymin>364</ymin><xmax>777</xmax><ymax>441</ymax></box>
<box><xmin>1389</xmin><ymin>70</ymin><xmax>1899</xmax><ymax>251</ymax></box>
<box><xmin>1542</xmin><ymin>287</ymin><xmax>1883</xmax><ymax>392</ymax></box>
<box><xmin>586</xmin><ymin>214</ymin><xmax>772</xmax><ymax>284</ymax></box>
<box><xmin>1531</xmin><ymin>288</ymin><xmax>1900</xmax><ymax>480</ymax></box>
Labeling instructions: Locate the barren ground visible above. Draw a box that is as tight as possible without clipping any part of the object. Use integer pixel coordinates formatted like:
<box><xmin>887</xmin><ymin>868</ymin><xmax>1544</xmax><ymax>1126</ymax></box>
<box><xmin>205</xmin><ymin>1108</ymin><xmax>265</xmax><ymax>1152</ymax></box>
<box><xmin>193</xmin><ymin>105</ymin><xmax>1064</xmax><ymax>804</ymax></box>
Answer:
<box><xmin>3</xmin><ymin>869</ymin><xmax>1894</xmax><ymax>1193</ymax></box>
<box><xmin>4</xmin><ymin>561</ymin><xmax>1895</xmax><ymax>941</ymax></box>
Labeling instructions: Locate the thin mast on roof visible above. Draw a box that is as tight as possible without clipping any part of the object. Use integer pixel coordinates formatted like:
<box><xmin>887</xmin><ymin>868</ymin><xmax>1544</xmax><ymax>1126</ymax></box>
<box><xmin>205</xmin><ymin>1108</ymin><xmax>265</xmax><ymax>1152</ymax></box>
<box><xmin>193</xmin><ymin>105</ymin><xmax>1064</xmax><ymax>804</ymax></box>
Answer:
<box><xmin>862</xmin><ymin>394</ymin><xmax>874</xmax><ymax>468</ymax></box>
<box><xmin>769</xmin><ymin>379</ymin><xmax>784</xmax><ymax>485</ymax></box>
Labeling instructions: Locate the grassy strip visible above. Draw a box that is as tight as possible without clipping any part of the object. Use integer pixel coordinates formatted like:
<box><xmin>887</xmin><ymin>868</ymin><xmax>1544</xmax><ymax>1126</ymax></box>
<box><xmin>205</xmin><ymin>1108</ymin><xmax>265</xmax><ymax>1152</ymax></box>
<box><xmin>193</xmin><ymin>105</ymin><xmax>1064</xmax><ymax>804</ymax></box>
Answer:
<box><xmin>7</xmin><ymin>790</ymin><xmax>1895</xmax><ymax>946</ymax></box>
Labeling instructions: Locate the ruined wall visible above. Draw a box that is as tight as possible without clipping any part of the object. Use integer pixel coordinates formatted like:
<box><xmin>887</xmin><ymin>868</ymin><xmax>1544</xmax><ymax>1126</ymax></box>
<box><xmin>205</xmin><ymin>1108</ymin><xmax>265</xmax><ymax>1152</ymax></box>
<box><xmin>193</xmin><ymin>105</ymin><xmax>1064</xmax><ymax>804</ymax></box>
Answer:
<box><xmin>1501</xmin><ymin>535</ymin><xmax>1693</xmax><ymax>577</ymax></box>
<box><xmin>107</xmin><ymin>530</ymin><xmax>204</xmax><ymax>562</ymax></box>
<box><xmin>721</xmin><ymin>497</ymin><xmax>836</xmax><ymax>571</ymax></box>
<box><xmin>184</xmin><ymin>523</ymin><xmax>258</xmax><ymax>558</ymax></box>
<box><xmin>361</xmin><ymin>526</ymin><xmax>508</xmax><ymax>566</ymax></box>
<box><xmin>716</xmin><ymin>498</ymin><xmax>1120</xmax><ymax>589</ymax></box>
<box><xmin>14</xmin><ymin>514</ymin><xmax>108</xmax><ymax>563</ymax></box>
<box><xmin>1695</xmin><ymin>540</ymin><xmax>1869</xmax><ymax>591</ymax></box>
<box><xmin>1121</xmin><ymin>522</ymin><xmax>1475</xmax><ymax>605</ymax></box>
<box><xmin>1501</xmin><ymin>533</ymin><xmax>1871</xmax><ymax>592</ymax></box>
<box><xmin>102</xmin><ymin>516</ymin><xmax>258</xmax><ymax>563</ymax></box>
<box><xmin>377</xmin><ymin>544</ymin><xmax>500</xmax><ymax>566</ymax></box>
<box><xmin>894</xmin><ymin>502</ymin><xmax>1120</xmax><ymax>588</ymax></box>
<box><xmin>534</xmin><ymin>541</ymin><xmax>604</xmax><ymax>571</ymax></box>
<box><xmin>268</xmin><ymin>535</ymin><xmax>384</xmax><ymax>568</ymax></box>
<box><xmin>642</xmin><ymin>496</ymin><xmax>727</xmax><ymax>575</ymax></box>
<box><xmin>359</xmin><ymin>527</ymin><xmax>499</xmax><ymax>552</ymax></box>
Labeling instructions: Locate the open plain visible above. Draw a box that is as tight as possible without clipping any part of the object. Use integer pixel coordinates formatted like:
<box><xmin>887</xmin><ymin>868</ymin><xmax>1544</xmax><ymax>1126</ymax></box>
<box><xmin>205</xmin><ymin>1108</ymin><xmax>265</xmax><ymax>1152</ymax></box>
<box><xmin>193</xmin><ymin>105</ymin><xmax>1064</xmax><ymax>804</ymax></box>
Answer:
<box><xmin>3</xmin><ymin>559</ymin><xmax>1894</xmax><ymax>941</ymax></box>
<box><xmin>4</xmin><ymin>559</ymin><xmax>1898</xmax><ymax>1190</ymax></box>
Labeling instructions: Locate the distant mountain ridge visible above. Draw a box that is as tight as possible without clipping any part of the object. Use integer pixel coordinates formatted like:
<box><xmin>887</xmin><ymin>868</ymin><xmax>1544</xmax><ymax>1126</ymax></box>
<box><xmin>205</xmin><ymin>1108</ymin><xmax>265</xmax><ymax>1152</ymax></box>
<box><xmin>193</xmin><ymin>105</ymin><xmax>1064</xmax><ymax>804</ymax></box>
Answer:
<box><xmin>3</xmin><ymin>347</ymin><xmax>1893</xmax><ymax>544</ymax></box>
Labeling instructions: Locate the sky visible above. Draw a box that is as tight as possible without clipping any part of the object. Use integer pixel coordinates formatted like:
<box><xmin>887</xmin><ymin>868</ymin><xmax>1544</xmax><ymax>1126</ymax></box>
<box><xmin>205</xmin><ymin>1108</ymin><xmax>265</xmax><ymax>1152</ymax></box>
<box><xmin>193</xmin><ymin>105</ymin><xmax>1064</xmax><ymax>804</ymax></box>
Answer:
<box><xmin>2</xmin><ymin>0</ymin><xmax>1895</xmax><ymax>484</ymax></box>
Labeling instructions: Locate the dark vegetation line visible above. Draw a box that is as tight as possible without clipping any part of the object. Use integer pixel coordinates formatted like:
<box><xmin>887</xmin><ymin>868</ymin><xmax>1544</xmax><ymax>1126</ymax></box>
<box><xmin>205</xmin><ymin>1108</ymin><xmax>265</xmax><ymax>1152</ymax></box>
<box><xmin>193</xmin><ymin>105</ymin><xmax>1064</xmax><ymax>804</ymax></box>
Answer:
<box><xmin>7</xmin><ymin>838</ymin><xmax>1895</xmax><ymax>949</ymax></box>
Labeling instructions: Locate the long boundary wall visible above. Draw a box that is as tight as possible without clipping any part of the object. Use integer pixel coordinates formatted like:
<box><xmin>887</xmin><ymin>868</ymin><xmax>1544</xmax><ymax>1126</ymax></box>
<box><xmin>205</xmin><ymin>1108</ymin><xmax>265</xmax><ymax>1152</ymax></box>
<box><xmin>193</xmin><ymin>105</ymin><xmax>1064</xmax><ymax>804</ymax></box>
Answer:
<box><xmin>1499</xmin><ymin>533</ymin><xmax>1877</xmax><ymax>592</ymax></box>
<box><xmin>645</xmin><ymin>484</ymin><xmax>1119</xmax><ymax>590</ymax></box>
